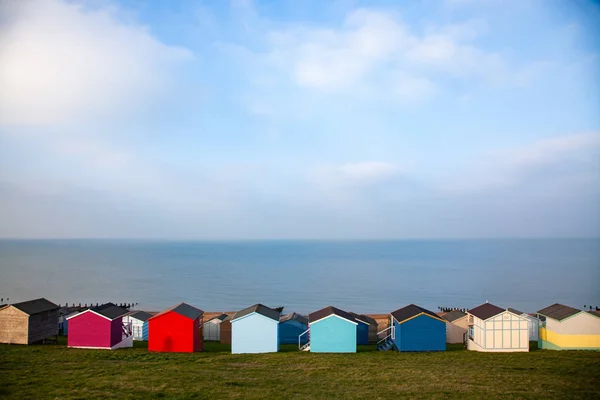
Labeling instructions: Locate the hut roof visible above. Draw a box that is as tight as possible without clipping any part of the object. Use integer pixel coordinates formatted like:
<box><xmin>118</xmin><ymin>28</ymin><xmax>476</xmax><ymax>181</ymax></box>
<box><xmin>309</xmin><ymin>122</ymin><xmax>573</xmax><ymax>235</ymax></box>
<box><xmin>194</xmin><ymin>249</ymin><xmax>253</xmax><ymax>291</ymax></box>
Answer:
<box><xmin>207</xmin><ymin>313</ymin><xmax>230</xmax><ymax>323</ymax></box>
<box><xmin>232</xmin><ymin>304</ymin><xmax>280</xmax><ymax>322</ymax></box>
<box><xmin>391</xmin><ymin>304</ymin><xmax>442</xmax><ymax>323</ymax></box>
<box><xmin>309</xmin><ymin>306</ymin><xmax>357</xmax><ymax>324</ymax></box>
<box><xmin>507</xmin><ymin>307</ymin><xmax>524</xmax><ymax>316</ymax></box>
<box><xmin>92</xmin><ymin>303</ymin><xmax>129</xmax><ymax>320</ymax></box>
<box><xmin>469</xmin><ymin>303</ymin><xmax>505</xmax><ymax>320</ymax></box>
<box><xmin>587</xmin><ymin>310</ymin><xmax>600</xmax><ymax>319</ymax></box>
<box><xmin>357</xmin><ymin>314</ymin><xmax>377</xmax><ymax>325</ymax></box>
<box><xmin>150</xmin><ymin>303</ymin><xmax>204</xmax><ymax>321</ymax></box>
<box><xmin>537</xmin><ymin>303</ymin><xmax>581</xmax><ymax>321</ymax></box>
<box><xmin>348</xmin><ymin>312</ymin><xmax>372</xmax><ymax>325</ymax></box>
<box><xmin>9</xmin><ymin>298</ymin><xmax>59</xmax><ymax>315</ymax></box>
<box><xmin>128</xmin><ymin>310</ymin><xmax>153</xmax><ymax>322</ymax></box>
<box><xmin>279</xmin><ymin>312</ymin><xmax>308</xmax><ymax>325</ymax></box>
<box><xmin>443</xmin><ymin>310</ymin><xmax>467</xmax><ymax>322</ymax></box>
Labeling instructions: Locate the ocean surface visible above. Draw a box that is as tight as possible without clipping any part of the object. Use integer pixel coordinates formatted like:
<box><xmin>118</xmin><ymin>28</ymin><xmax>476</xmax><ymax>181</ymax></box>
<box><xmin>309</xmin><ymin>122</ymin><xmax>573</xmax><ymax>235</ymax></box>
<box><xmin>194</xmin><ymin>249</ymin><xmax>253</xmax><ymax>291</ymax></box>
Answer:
<box><xmin>0</xmin><ymin>239</ymin><xmax>598</xmax><ymax>314</ymax></box>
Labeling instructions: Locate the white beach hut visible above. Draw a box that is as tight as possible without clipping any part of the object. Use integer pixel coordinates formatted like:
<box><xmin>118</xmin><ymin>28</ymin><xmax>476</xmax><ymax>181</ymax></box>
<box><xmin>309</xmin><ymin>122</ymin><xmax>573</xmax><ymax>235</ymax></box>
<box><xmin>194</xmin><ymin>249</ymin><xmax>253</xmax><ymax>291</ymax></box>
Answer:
<box><xmin>508</xmin><ymin>308</ymin><xmax>539</xmax><ymax>341</ymax></box>
<box><xmin>203</xmin><ymin>314</ymin><xmax>229</xmax><ymax>341</ymax></box>
<box><xmin>443</xmin><ymin>310</ymin><xmax>468</xmax><ymax>344</ymax></box>
<box><xmin>466</xmin><ymin>302</ymin><xmax>529</xmax><ymax>352</ymax></box>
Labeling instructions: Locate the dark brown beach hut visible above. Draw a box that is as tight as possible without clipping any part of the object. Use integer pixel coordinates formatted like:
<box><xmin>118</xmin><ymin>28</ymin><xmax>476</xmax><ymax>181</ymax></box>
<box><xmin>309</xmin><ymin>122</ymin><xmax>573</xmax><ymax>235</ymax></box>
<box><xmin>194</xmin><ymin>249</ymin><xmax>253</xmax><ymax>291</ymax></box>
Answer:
<box><xmin>0</xmin><ymin>298</ymin><xmax>60</xmax><ymax>344</ymax></box>
<box><xmin>220</xmin><ymin>315</ymin><xmax>232</xmax><ymax>345</ymax></box>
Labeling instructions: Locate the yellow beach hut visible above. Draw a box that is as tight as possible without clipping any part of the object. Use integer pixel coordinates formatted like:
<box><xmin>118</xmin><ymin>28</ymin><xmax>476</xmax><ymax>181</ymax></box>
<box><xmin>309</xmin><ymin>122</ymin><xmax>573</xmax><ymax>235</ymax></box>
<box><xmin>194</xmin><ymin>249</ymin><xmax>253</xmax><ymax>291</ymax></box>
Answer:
<box><xmin>537</xmin><ymin>304</ymin><xmax>600</xmax><ymax>350</ymax></box>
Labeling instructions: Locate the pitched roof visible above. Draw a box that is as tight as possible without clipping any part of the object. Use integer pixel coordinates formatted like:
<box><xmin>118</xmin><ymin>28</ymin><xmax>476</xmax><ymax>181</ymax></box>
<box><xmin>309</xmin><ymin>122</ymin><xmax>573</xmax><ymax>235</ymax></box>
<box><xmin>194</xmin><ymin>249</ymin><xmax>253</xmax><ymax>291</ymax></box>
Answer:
<box><xmin>468</xmin><ymin>303</ymin><xmax>505</xmax><ymax>320</ymax></box>
<box><xmin>207</xmin><ymin>313</ymin><xmax>230</xmax><ymax>323</ymax></box>
<box><xmin>357</xmin><ymin>314</ymin><xmax>377</xmax><ymax>326</ymax></box>
<box><xmin>391</xmin><ymin>304</ymin><xmax>442</xmax><ymax>323</ymax></box>
<box><xmin>91</xmin><ymin>303</ymin><xmax>129</xmax><ymax>320</ymax></box>
<box><xmin>537</xmin><ymin>303</ymin><xmax>581</xmax><ymax>321</ymax></box>
<box><xmin>279</xmin><ymin>312</ymin><xmax>308</xmax><ymax>326</ymax></box>
<box><xmin>9</xmin><ymin>298</ymin><xmax>59</xmax><ymax>315</ymax></box>
<box><xmin>150</xmin><ymin>303</ymin><xmax>204</xmax><ymax>321</ymax></box>
<box><xmin>443</xmin><ymin>310</ymin><xmax>467</xmax><ymax>323</ymax></box>
<box><xmin>349</xmin><ymin>312</ymin><xmax>373</xmax><ymax>325</ymax></box>
<box><xmin>308</xmin><ymin>306</ymin><xmax>357</xmax><ymax>324</ymax></box>
<box><xmin>127</xmin><ymin>311</ymin><xmax>153</xmax><ymax>322</ymax></box>
<box><xmin>507</xmin><ymin>307</ymin><xmax>524</xmax><ymax>316</ymax></box>
<box><xmin>587</xmin><ymin>310</ymin><xmax>600</xmax><ymax>319</ymax></box>
<box><xmin>232</xmin><ymin>304</ymin><xmax>281</xmax><ymax>322</ymax></box>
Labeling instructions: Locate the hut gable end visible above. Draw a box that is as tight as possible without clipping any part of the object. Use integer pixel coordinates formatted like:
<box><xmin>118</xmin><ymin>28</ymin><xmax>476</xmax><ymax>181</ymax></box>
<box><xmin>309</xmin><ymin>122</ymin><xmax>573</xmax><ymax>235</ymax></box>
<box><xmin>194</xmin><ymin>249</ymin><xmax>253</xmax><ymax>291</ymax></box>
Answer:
<box><xmin>0</xmin><ymin>306</ymin><xmax>29</xmax><ymax>344</ymax></box>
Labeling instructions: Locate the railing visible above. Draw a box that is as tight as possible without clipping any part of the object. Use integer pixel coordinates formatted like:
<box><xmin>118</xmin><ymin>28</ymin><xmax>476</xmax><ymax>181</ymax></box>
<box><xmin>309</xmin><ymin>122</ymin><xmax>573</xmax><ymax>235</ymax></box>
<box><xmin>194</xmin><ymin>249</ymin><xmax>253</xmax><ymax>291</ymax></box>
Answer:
<box><xmin>122</xmin><ymin>321</ymin><xmax>132</xmax><ymax>340</ymax></box>
<box><xmin>376</xmin><ymin>325</ymin><xmax>395</xmax><ymax>345</ymax></box>
<box><xmin>298</xmin><ymin>329</ymin><xmax>310</xmax><ymax>350</ymax></box>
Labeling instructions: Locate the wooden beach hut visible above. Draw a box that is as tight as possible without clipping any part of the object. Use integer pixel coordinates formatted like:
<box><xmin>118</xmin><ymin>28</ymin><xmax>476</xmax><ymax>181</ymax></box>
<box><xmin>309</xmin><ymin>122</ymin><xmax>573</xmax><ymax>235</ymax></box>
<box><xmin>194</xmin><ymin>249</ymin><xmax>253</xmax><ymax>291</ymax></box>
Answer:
<box><xmin>443</xmin><ymin>310</ymin><xmax>468</xmax><ymax>344</ymax></box>
<box><xmin>231</xmin><ymin>304</ymin><xmax>281</xmax><ymax>354</ymax></box>
<box><xmin>123</xmin><ymin>311</ymin><xmax>152</xmax><ymax>341</ymax></box>
<box><xmin>360</xmin><ymin>314</ymin><xmax>378</xmax><ymax>344</ymax></box>
<box><xmin>0</xmin><ymin>298</ymin><xmax>59</xmax><ymax>345</ymax></box>
<box><xmin>349</xmin><ymin>312</ymin><xmax>371</xmax><ymax>345</ymax></box>
<box><xmin>67</xmin><ymin>303</ymin><xmax>133</xmax><ymax>350</ymax></box>
<box><xmin>508</xmin><ymin>308</ymin><xmax>539</xmax><ymax>342</ymax></box>
<box><xmin>466</xmin><ymin>302</ymin><xmax>529</xmax><ymax>352</ymax></box>
<box><xmin>203</xmin><ymin>313</ymin><xmax>229</xmax><ymax>341</ymax></box>
<box><xmin>278</xmin><ymin>312</ymin><xmax>308</xmax><ymax>345</ymax></box>
<box><xmin>537</xmin><ymin>303</ymin><xmax>600</xmax><ymax>350</ymax></box>
<box><xmin>383</xmin><ymin>304</ymin><xmax>446</xmax><ymax>352</ymax></box>
<box><xmin>306</xmin><ymin>306</ymin><xmax>357</xmax><ymax>353</ymax></box>
<box><xmin>148</xmin><ymin>303</ymin><xmax>204</xmax><ymax>353</ymax></box>
<box><xmin>220</xmin><ymin>315</ymin><xmax>232</xmax><ymax>344</ymax></box>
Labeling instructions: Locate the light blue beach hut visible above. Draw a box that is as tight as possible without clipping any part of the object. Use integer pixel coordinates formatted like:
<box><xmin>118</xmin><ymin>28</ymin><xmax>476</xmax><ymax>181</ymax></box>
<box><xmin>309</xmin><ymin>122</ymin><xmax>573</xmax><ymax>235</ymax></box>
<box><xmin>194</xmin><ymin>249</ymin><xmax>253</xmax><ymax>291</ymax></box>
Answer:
<box><xmin>304</xmin><ymin>306</ymin><xmax>357</xmax><ymax>353</ymax></box>
<box><xmin>231</xmin><ymin>304</ymin><xmax>281</xmax><ymax>354</ymax></box>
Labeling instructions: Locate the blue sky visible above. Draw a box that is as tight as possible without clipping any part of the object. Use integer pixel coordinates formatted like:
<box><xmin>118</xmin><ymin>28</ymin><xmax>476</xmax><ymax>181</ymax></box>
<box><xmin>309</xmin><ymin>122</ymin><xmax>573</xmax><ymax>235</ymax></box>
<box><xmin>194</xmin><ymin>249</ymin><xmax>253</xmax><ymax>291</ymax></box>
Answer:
<box><xmin>0</xmin><ymin>0</ymin><xmax>599</xmax><ymax>239</ymax></box>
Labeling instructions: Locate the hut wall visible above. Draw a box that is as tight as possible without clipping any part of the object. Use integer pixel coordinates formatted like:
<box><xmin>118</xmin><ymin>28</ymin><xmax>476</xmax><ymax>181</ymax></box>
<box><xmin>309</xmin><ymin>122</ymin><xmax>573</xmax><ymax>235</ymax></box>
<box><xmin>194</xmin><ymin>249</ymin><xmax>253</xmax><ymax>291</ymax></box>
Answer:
<box><xmin>68</xmin><ymin>312</ymin><xmax>112</xmax><ymax>348</ymax></box>
<box><xmin>123</xmin><ymin>316</ymin><xmax>147</xmax><ymax>340</ymax></box>
<box><xmin>310</xmin><ymin>316</ymin><xmax>356</xmax><ymax>353</ymax></box>
<box><xmin>467</xmin><ymin>312</ymin><xmax>528</xmax><ymax>352</ymax></box>
<box><xmin>539</xmin><ymin>313</ymin><xmax>600</xmax><ymax>350</ymax></box>
<box><xmin>220</xmin><ymin>320</ymin><xmax>232</xmax><ymax>344</ymax></box>
<box><xmin>278</xmin><ymin>319</ymin><xmax>308</xmax><ymax>345</ymax></box>
<box><xmin>394</xmin><ymin>315</ymin><xmax>446</xmax><ymax>351</ymax></box>
<box><xmin>368</xmin><ymin>323</ymin><xmax>378</xmax><ymax>344</ymax></box>
<box><xmin>446</xmin><ymin>318</ymin><xmax>468</xmax><ymax>344</ymax></box>
<box><xmin>356</xmin><ymin>321</ymin><xmax>369</xmax><ymax>345</ymax></box>
<box><xmin>0</xmin><ymin>307</ymin><xmax>28</xmax><ymax>345</ymax></box>
<box><xmin>148</xmin><ymin>311</ymin><xmax>202</xmax><ymax>353</ymax></box>
<box><xmin>110</xmin><ymin>317</ymin><xmax>125</xmax><ymax>347</ymax></box>
<box><xmin>203</xmin><ymin>321</ymin><xmax>221</xmax><ymax>341</ymax></box>
<box><xmin>27</xmin><ymin>309</ymin><xmax>59</xmax><ymax>344</ymax></box>
<box><xmin>231</xmin><ymin>313</ymin><xmax>278</xmax><ymax>354</ymax></box>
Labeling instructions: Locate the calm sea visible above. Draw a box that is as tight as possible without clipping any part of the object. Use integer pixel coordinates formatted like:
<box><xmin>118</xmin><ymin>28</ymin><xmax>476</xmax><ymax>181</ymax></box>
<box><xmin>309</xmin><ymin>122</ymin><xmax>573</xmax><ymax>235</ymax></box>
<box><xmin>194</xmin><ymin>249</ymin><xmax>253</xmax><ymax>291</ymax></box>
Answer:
<box><xmin>0</xmin><ymin>239</ymin><xmax>598</xmax><ymax>314</ymax></box>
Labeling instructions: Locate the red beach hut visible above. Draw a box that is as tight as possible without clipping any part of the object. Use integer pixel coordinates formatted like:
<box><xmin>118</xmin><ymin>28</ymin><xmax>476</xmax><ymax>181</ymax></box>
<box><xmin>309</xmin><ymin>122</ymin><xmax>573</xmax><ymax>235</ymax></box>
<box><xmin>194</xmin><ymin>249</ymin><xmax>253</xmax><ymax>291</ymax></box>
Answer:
<box><xmin>66</xmin><ymin>303</ymin><xmax>133</xmax><ymax>350</ymax></box>
<box><xmin>148</xmin><ymin>303</ymin><xmax>204</xmax><ymax>352</ymax></box>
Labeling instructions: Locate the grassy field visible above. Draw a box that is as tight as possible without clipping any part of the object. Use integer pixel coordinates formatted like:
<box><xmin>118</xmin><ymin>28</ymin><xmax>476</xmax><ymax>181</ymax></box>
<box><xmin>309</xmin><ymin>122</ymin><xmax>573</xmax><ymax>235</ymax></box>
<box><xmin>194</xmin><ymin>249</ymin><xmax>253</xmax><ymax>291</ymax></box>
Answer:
<box><xmin>1</xmin><ymin>338</ymin><xmax>599</xmax><ymax>400</ymax></box>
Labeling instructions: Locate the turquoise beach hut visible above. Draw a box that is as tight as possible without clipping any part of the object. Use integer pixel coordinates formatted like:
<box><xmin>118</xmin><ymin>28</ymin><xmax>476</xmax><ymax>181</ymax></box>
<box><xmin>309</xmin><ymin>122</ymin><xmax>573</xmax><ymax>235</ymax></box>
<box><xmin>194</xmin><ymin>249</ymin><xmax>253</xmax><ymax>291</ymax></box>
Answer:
<box><xmin>378</xmin><ymin>304</ymin><xmax>446</xmax><ymax>352</ymax></box>
<box><xmin>279</xmin><ymin>312</ymin><xmax>308</xmax><ymax>345</ymax></box>
<box><xmin>231</xmin><ymin>304</ymin><xmax>281</xmax><ymax>354</ymax></box>
<box><xmin>305</xmin><ymin>306</ymin><xmax>357</xmax><ymax>353</ymax></box>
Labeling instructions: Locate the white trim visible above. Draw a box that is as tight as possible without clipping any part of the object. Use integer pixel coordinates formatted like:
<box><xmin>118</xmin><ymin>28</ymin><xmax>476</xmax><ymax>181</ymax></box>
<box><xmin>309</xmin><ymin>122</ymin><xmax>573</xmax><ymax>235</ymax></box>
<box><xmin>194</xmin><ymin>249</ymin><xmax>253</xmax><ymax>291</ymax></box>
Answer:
<box><xmin>309</xmin><ymin>314</ymin><xmax>358</xmax><ymax>326</ymax></box>
<box><xmin>66</xmin><ymin>309</ymin><xmax>113</xmax><ymax>321</ymax></box>
<box><xmin>354</xmin><ymin>317</ymin><xmax>370</xmax><ymax>326</ymax></box>
<box><xmin>231</xmin><ymin>311</ymin><xmax>279</xmax><ymax>324</ymax></box>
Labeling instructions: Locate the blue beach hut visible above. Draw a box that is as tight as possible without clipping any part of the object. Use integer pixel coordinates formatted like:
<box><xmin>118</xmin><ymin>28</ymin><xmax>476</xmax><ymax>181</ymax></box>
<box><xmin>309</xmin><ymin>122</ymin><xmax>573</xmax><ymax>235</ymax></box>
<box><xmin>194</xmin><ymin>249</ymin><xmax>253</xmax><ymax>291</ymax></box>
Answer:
<box><xmin>380</xmin><ymin>304</ymin><xmax>446</xmax><ymax>352</ymax></box>
<box><xmin>279</xmin><ymin>312</ymin><xmax>308</xmax><ymax>345</ymax></box>
<box><xmin>349</xmin><ymin>312</ymin><xmax>371</xmax><ymax>345</ymax></box>
<box><xmin>231</xmin><ymin>304</ymin><xmax>281</xmax><ymax>354</ymax></box>
<box><xmin>306</xmin><ymin>306</ymin><xmax>357</xmax><ymax>353</ymax></box>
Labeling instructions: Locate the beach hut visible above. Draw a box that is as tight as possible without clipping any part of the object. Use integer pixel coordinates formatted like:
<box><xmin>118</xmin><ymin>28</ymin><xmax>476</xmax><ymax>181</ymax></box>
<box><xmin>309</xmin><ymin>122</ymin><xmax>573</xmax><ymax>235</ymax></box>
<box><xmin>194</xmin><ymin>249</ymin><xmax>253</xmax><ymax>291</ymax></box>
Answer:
<box><xmin>220</xmin><ymin>315</ymin><xmax>232</xmax><ymax>344</ymax></box>
<box><xmin>123</xmin><ymin>311</ymin><xmax>152</xmax><ymax>341</ymax></box>
<box><xmin>59</xmin><ymin>311</ymin><xmax>81</xmax><ymax>336</ymax></box>
<box><xmin>385</xmin><ymin>304</ymin><xmax>446</xmax><ymax>352</ymax></box>
<box><xmin>466</xmin><ymin>302</ymin><xmax>529</xmax><ymax>352</ymax></box>
<box><xmin>203</xmin><ymin>313</ymin><xmax>229</xmax><ymax>341</ymax></box>
<box><xmin>0</xmin><ymin>298</ymin><xmax>59</xmax><ymax>345</ymax></box>
<box><xmin>306</xmin><ymin>306</ymin><xmax>357</xmax><ymax>353</ymax></box>
<box><xmin>278</xmin><ymin>312</ymin><xmax>308</xmax><ymax>345</ymax></box>
<box><xmin>508</xmin><ymin>308</ymin><xmax>539</xmax><ymax>342</ymax></box>
<box><xmin>443</xmin><ymin>310</ymin><xmax>468</xmax><ymax>344</ymax></box>
<box><xmin>231</xmin><ymin>304</ymin><xmax>280</xmax><ymax>354</ymax></box>
<box><xmin>67</xmin><ymin>303</ymin><xmax>133</xmax><ymax>350</ymax></box>
<box><xmin>349</xmin><ymin>312</ymin><xmax>371</xmax><ymax>345</ymax></box>
<box><xmin>359</xmin><ymin>314</ymin><xmax>378</xmax><ymax>344</ymax></box>
<box><xmin>537</xmin><ymin>303</ymin><xmax>600</xmax><ymax>350</ymax></box>
<box><xmin>148</xmin><ymin>303</ymin><xmax>204</xmax><ymax>353</ymax></box>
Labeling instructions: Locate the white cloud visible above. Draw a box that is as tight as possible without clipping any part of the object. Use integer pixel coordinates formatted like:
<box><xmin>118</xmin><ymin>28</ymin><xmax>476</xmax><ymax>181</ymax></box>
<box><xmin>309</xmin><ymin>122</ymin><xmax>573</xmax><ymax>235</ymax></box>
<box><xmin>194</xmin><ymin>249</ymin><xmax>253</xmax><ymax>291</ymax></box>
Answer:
<box><xmin>0</xmin><ymin>0</ymin><xmax>192</xmax><ymax>126</ymax></box>
<box><xmin>311</xmin><ymin>161</ymin><xmax>402</xmax><ymax>187</ymax></box>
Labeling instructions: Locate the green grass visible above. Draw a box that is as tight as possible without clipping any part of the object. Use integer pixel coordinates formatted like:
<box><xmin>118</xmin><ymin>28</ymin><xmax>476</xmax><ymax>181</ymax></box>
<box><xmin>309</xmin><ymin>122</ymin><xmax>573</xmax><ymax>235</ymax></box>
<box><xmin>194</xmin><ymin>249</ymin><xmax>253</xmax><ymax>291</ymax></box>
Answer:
<box><xmin>0</xmin><ymin>338</ymin><xmax>598</xmax><ymax>399</ymax></box>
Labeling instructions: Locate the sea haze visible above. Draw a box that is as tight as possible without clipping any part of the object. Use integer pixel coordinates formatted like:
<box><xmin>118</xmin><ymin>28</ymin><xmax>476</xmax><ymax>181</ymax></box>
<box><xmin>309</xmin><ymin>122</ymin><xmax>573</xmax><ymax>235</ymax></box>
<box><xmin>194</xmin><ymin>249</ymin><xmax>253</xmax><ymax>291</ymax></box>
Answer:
<box><xmin>0</xmin><ymin>239</ymin><xmax>598</xmax><ymax>314</ymax></box>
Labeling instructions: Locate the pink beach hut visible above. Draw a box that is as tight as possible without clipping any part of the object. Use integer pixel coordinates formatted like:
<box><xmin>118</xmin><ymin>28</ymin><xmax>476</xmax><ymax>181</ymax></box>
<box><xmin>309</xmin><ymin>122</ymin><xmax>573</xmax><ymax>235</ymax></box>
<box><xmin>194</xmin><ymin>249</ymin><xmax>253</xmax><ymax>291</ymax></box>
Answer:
<box><xmin>67</xmin><ymin>303</ymin><xmax>133</xmax><ymax>350</ymax></box>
